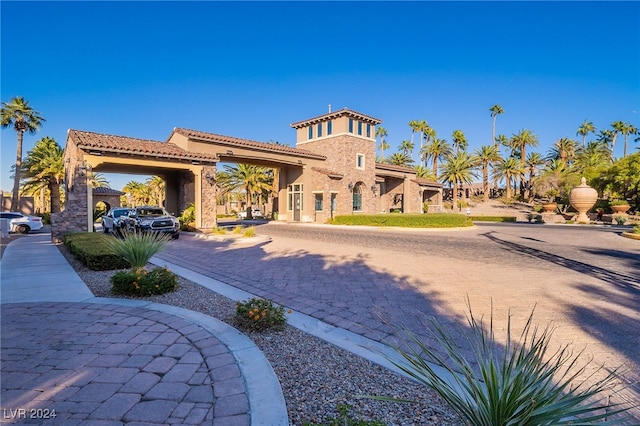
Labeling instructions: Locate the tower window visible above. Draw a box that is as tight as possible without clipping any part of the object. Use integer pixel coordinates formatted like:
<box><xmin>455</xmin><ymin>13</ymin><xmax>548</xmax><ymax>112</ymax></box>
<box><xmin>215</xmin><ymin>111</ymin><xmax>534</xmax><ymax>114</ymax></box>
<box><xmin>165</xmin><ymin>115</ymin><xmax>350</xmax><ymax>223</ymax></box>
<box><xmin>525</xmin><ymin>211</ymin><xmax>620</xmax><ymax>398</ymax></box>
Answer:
<box><xmin>327</xmin><ymin>120</ymin><xmax>332</xmax><ymax>135</ymax></box>
<box><xmin>348</xmin><ymin>118</ymin><xmax>353</xmax><ymax>133</ymax></box>
<box><xmin>308</xmin><ymin>126</ymin><xmax>313</xmax><ymax>140</ymax></box>
<box><xmin>317</xmin><ymin>123</ymin><xmax>322</xmax><ymax>137</ymax></box>
<box><xmin>357</xmin><ymin>121</ymin><xmax>362</xmax><ymax>135</ymax></box>
<box><xmin>366</xmin><ymin>124</ymin><xmax>371</xmax><ymax>138</ymax></box>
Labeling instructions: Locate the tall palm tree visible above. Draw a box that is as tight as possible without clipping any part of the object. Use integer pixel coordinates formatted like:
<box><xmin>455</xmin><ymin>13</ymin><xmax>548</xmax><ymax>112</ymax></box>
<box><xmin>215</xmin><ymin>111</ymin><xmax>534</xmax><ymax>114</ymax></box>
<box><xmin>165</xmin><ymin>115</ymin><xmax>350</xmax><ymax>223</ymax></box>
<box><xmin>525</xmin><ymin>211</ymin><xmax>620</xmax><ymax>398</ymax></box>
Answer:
<box><xmin>576</xmin><ymin>120</ymin><xmax>596</xmax><ymax>147</ymax></box>
<box><xmin>473</xmin><ymin>145</ymin><xmax>500</xmax><ymax>202</ymax></box>
<box><xmin>89</xmin><ymin>172</ymin><xmax>111</xmax><ymax>188</ymax></box>
<box><xmin>420</xmin><ymin>121</ymin><xmax>435</xmax><ymax>167</ymax></box>
<box><xmin>123</xmin><ymin>181</ymin><xmax>150</xmax><ymax>207</ymax></box>
<box><xmin>439</xmin><ymin>152</ymin><xmax>477</xmax><ymax>210</ymax></box>
<box><xmin>573</xmin><ymin>141</ymin><xmax>610</xmax><ymax>180</ymax></box>
<box><xmin>489</xmin><ymin>104</ymin><xmax>504</xmax><ymax>147</ymax></box>
<box><xmin>493</xmin><ymin>157</ymin><xmax>524</xmax><ymax>200</ymax></box>
<box><xmin>20</xmin><ymin>136</ymin><xmax>64</xmax><ymax>212</ymax></box>
<box><xmin>217</xmin><ymin>164</ymin><xmax>273</xmax><ymax>218</ymax></box>
<box><xmin>548</xmin><ymin>137</ymin><xmax>578</xmax><ymax>167</ymax></box>
<box><xmin>621</xmin><ymin>122</ymin><xmax>638</xmax><ymax>157</ymax></box>
<box><xmin>509</xmin><ymin>129</ymin><xmax>538</xmax><ymax>196</ymax></box>
<box><xmin>422</xmin><ymin>137</ymin><xmax>452</xmax><ymax>176</ymax></box>
<box><xmin>524</xmin><ymin>152</ymin><xmax>545</xmax><ymax>201</ymax></box>
<box><xmin>408</xmin><ymin>120</ymin><xmax>421</xmax><ymax>160</ymax></box>
<box><xmin>1</xmin><ymin>97</ymin><xmax>45</xmax><ymax>210</ymax></box>
<box><xmin>398</xmin><ymin>139</ymin><xmax>414</xmax><ymax>160</ymax></box>
<box><xmin>610</xmin><ymin>120</ymin><xmax>625</xmax><ymax>156</ymax></box>
<box><xmin>451</xmin><ymin>129</ymin><xmax>468</xmax><ymax>153</ymax></box>
<box><xmin>376</xmin><ymin>126</ymin><xmax>388</xmax><ymax>160</ymax></box>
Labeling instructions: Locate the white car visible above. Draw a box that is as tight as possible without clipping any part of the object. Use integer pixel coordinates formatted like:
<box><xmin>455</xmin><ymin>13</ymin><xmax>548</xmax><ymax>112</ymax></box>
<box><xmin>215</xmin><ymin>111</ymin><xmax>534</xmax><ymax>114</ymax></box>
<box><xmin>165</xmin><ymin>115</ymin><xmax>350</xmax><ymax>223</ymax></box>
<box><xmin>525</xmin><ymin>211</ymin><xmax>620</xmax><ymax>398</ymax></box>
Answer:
<box><xmin>0</xmin><ymin>212</ymin><xmax>44</xmax><ymax>234</ymax></box>
<box><xmin>237</xmin><ymin>209</ymin><xmax>265</xmax><ymax>219</ymax></box>
<box><xmin>101</xmin><ymin>208</ymin><xmax>132</xmax><ymax>234</ymax></box>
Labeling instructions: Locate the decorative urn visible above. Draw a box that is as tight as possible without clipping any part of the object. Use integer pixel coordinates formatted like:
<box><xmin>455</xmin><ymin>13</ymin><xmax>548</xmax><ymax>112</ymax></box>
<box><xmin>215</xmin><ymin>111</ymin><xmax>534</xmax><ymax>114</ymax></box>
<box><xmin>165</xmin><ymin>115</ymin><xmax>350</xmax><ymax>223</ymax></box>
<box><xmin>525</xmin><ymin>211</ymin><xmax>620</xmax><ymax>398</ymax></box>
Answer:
<box><xmin>569</xmin><ymin>177</ymin><xmax>598</xmax><ymax>223</ymax></box>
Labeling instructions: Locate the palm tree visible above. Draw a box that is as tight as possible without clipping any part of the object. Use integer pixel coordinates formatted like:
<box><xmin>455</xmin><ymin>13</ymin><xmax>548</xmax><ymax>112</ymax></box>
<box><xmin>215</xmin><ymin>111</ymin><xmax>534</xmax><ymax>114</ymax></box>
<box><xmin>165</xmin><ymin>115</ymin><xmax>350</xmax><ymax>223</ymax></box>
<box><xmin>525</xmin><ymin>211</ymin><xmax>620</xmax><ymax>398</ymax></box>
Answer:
<box><xmin>217</xmin><ymin>164</ymin><xmax>272</xmax><ymax>218</ymax></box>
<box><xmin>439</xmin><ymin>152</ymin><xmax>476</xmax><ymax>210</ymax></box>
<box><xmin>493</xmin><ymin>157</ymin><xmax>524</xmax><ymax>200</ymax></box>
<box><xmin>472</xmin><ymin>145</ymin><xmax>500</xmax><ymax>202</ymax></box>
<box><xmin>387</xmin><ymin>152</ymin><xmax>413</xmax><ymax>167</ymax></box>
<box><xmin>420</xmin><ymin>121</ymin><xmax>435</xmax><ymax>167</ymax></box>
<box><xmin>451</xmin><ymin>129</ymin><xmax>468</xmax><ymax>153</ymax></box>
<box><xmin>421</xmin><ymin>138</ymin><xmax>452</xmax><ymax>176</ymax></box>
<box><xmin>1</xmin><ymin>97</ymin><xmax>45</xmax><ymax>210</ymax></box>
<box><xmin>610</xmin><ymin>121</ymin><xmax>625</xmax><ymax>156</ymax></box>
<box><xmin>376</xmin><ymin>126</ymin><xmax>388</xmax><ymax>160</ymax></box>
<box><xmin>414</xmin><ymin>165</ymin><xmax>437</xmax><ymax>180</ymax></box>
<box><xmin>21</xmin><ymin>136</ymin><xmax>64</xmax><ymax>212</ymax></box>
<box><xmin>89</xmin><ymin>172</ymin><xmax>111</xmax><ymax>188</ymax></box>
<box><xmin>489</xmin><ymin>104</ymin><xmax>504</xmax><ymax>147</ymax></box>
<box><xmin>123</xmin><ymin>181</ymin><xmax>150</xmax><ymax>207</ymax></box>
<box><xmin>509</xmin><ymin>129</ymin><xmax>538</xmax><ymax>196</ymax></box>
<box><xmin>573</xmin><ymin>141</ymin><xmax>610</xmax><ymax>180</ymax></box>
<box><xmin>398</xmin><ymin>139</ymin><xmax>414</xmax><ymax>160</ymax></box>
<box><xmin>524</xmin><ymin>152</ymin><xmax>545</xmax><ymax>201</ymax></box>
<box><xmin>408</xmin><ymin>120</ymin><xmax>421</xmax><ymax>160</ymax></box>
<box><xmin>621</xmin><ymin>122</ymin><xmax>638</xmax><ymax>157</ymax></box>
<box><xmin>548</xmin><ymin>137</ymin><xmax>578</xmax><ymax>167</ymax></box>
<box><xmin>576</xmin><ymin>120</ymin><xmax>596</xmax><ymax>147</ymax></box>
<box><xmin>145</xmin><ymin>176</ymin><xmax>165</xmax><ymax>206</ymax></box>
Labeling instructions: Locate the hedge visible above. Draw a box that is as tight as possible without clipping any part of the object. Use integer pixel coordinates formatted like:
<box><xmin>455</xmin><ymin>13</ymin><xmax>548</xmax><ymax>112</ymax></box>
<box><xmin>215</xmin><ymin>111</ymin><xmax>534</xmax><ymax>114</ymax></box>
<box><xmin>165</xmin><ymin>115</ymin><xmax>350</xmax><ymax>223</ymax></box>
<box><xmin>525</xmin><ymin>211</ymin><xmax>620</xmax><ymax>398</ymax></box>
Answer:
<box><xmin>329</xmin><ymin>213</ymin><xmax>473</xmax><ymax>228</ymax></box>
<box><xmin>63</xmin><ymin>232</ymin><xmax>130</xmax><ymax>271</ymax></box>
<box><xmin>469</xmin><ymin>216</ymin><xmax>517</xmax><ymax>223</ymax></box>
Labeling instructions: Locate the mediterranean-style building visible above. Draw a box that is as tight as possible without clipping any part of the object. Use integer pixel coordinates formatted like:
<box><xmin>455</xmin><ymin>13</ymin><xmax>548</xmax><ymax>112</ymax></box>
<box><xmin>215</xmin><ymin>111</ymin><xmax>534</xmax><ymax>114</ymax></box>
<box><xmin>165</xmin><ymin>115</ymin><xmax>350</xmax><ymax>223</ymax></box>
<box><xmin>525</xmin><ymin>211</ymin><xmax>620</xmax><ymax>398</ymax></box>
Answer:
<box><xmin>51</xmin><ymin>108</ymin><xmax>443</xmax><ymax>241</ymax></box>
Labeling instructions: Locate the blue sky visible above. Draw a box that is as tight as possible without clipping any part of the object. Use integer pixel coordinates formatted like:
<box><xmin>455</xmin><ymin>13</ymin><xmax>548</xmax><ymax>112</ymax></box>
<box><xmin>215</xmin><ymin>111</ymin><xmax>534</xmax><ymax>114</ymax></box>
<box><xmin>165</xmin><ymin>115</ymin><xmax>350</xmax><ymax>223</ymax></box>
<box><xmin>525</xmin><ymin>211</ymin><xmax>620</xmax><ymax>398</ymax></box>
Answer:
<box><xmin>2</xmin><ymin>1</ymin><xmax>639</xmax><ymax>192</ymax></box>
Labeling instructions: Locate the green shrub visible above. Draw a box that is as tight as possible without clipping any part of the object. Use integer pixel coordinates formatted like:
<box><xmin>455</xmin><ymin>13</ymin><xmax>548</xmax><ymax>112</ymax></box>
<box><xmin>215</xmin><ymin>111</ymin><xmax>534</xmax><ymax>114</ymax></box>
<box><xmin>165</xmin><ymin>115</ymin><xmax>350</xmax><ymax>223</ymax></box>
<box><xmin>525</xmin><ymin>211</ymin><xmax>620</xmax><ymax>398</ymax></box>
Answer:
<box><xmin>243</xmin><ymin>226</ymin><xmax>256</xmax><ymax>237</ymax></box>
<box><xmin>111</xmin><ymin>266</ymin><xmax>178</xmax><ymax>296</ymax></box>
<box><xmin>329</xmin><ymin>213</ymin><xmax>472</xmax><ymax>228</ymax></box>
<box><xmin>63</xmin><ymin>232</ymin><xmax>130</xmax><ymax>270</ymax></box>
<box><xmin>233</xmin><ymin>225</ymin><xmax>243</xmax><ymax>234</ymax></box>
<box><xmin>633</xmin><ymin>225</ymin><xmax>640</xmax><ymax>234</ymax></box>
<box><xmin>610</xmin><ymin>199</ymin><xmax>630</xmax><ymax>206</ymax></box>
<box><xmin>235</xmin><ymin>298</ymin><xmax>288</xmax><ymax>332</ymax></box>
<box><xmin>533</xmin><ymin>204</ymin><xmax>544</xmax><ymax>213</ymax></box>
<box><xmin>384</xmin><ymin>303</ymin><xmax>630</xmax><ymax>425</ymax></box>
<box><xmin>613</xmin><ymin>215</ymin><xmax>628</xmax><ymax>225</ymax></box>
<box><xmin>104</xmin><ymin>230</ymin><xmax>171</xmax><ymax>269</ymax></box>
<box><xmin>303</xmin><ymin>404</ymin><xmax>385</xmax><ymax>426</ymax></box>
<box><xmin>469</xmin><ymin>215</ymin><xmax>516</xmax><ymax>223</ymax></box>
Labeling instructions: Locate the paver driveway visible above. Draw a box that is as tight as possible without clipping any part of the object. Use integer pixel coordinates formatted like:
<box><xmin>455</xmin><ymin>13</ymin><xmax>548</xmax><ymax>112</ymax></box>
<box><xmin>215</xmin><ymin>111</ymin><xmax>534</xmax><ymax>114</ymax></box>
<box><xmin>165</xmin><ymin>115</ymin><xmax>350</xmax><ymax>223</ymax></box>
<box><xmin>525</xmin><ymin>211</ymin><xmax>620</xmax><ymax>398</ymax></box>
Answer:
<box><xmin>157</xmin><ymin>222</ymin><xmax>640</xmax><ymax>416</ymax></box>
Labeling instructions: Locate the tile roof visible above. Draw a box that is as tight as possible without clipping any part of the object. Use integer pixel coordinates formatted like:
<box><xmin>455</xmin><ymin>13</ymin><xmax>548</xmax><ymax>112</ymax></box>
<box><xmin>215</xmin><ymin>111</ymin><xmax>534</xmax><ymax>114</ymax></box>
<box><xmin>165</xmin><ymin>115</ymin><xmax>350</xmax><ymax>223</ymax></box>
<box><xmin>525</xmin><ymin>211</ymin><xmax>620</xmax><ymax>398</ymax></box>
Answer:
<box><xmin>311</xmin><ymin>167</ymin><xmax>344</xmax><ymax>179</ymax></box>
<box><xmin>92</xmin><ymin>187</ymin><xmax>125</xmax><ymax>195</ymax></box>
<box><xmin>290</xmin><ymin>108</ymin><xmax>382</xmax><ymax>128</ymax></box>
<box><xmin>68</xmin><ymin>130</ymin><xmax>219</xmax><ymax>164</ymax></box>
<box><xmin>171</xmin><ymin>128</ymin><xmax>326</xmax><ymax>160</ymax></box>
<box><xmin>412</xmin><ymin>177</ymin><xmax>443</xmax><ymax>188</ymax></box>
<box><xmin>375</xmin><ymin>163</ymin><xmax>416</xmax><ymax>173</ymax></box>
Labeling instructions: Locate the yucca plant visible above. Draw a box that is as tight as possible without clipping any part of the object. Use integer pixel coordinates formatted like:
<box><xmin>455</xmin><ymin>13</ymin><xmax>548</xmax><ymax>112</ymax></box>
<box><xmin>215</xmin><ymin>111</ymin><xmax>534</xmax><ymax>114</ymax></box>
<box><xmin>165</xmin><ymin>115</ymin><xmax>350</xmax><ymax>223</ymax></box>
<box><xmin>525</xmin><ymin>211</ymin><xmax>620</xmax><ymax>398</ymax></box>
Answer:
<box><xmin>384</xmin><ymin>302</ymin><xmax>631</xmax><ymax>425</ymax></box>
<box><xmin>105</xmin><ymin>230</ymin><xmax>171</xmax><ymax>269</ymax></box>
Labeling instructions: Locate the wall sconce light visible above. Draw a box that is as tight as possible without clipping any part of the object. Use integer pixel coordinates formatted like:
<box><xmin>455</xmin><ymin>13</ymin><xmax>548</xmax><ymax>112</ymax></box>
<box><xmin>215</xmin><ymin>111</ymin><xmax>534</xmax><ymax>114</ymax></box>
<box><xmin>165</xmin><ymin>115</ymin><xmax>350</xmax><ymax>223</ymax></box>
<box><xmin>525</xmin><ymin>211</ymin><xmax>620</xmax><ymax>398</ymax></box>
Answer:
<box><xmin>347</xmin><ymin>182</ymin><xmax>353</xmax><ymax>191</ymax></box>
<box><xmin>205</xmin><ymin>172</ymin><xmax>216</xmax><ymax>186</ymax></box>
<box><xmin>78</xmin><ymin>161</ymin><xmax>92</xmax><ymax>176</ymax></box>
<box><xmin>371</xmin><ymin>185</ymin><xmax>377</xmax><ymax>195</ymax></box>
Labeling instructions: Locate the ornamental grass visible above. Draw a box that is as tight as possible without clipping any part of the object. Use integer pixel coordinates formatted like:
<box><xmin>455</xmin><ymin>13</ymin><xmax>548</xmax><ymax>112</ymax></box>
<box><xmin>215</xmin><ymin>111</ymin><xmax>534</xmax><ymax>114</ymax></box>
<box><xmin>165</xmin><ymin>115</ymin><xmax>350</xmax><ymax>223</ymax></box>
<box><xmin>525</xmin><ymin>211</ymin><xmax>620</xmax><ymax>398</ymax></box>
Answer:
<box><xmin>384</xmin><ymin>301</ymin><xmax>631</xmax><ymax>425</ymax></box>
<box><xmin>105</xmin><ymin>229</ymin><xmax>171</xmax><ymax>269</ymax></box>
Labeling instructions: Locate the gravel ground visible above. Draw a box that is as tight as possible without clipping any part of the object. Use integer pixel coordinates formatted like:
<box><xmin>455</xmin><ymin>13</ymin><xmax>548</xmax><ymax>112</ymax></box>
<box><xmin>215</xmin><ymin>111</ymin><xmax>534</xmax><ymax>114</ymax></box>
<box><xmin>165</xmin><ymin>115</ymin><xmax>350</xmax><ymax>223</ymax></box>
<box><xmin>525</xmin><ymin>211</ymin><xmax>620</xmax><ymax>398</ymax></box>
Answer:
<box><xmin>56</xmin><ymin>244</ymin><xmax>461</xmax><ymax>425</ymax></box>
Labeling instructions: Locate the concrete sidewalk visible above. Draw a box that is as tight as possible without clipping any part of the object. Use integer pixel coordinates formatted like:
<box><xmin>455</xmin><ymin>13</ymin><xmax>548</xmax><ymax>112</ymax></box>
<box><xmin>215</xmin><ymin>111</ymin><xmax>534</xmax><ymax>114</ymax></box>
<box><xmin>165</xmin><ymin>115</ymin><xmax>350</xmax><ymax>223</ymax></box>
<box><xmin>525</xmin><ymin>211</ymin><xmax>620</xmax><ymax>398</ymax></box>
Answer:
<box><xmin>0</xmin><ymin>233</ymin><xmax>287</xmax><ymax>425</ymax></box>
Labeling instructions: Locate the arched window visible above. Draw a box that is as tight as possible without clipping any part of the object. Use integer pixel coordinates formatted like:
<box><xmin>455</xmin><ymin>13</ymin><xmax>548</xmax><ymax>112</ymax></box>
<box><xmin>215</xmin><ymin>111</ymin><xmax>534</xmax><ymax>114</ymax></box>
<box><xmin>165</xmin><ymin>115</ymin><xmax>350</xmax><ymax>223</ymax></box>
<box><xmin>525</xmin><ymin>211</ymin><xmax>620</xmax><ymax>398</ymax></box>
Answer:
<box><xmin>352</xmin><ymin>182</ymin><xmax>364</xmax><ymax>211</ymax></box>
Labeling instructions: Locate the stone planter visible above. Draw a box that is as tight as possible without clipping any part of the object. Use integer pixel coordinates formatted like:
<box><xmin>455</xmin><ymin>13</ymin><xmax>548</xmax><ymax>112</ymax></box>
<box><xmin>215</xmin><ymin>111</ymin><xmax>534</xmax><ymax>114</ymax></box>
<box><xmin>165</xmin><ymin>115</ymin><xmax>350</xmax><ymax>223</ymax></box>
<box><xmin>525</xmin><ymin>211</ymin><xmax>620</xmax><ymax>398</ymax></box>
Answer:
<box><xmin>569</xmin><ymin>177</ymin><xmax>598</xmax><ymax>223</ymax></box>
<box><xmin>542</xmin><ymin>203</ymin><xmax>557</xmax><ymax>213</ymax></box>
<box><xmin>611</xmin><ymin>204</ymin><xmax>631</xmax><ymax>214</ymax></box>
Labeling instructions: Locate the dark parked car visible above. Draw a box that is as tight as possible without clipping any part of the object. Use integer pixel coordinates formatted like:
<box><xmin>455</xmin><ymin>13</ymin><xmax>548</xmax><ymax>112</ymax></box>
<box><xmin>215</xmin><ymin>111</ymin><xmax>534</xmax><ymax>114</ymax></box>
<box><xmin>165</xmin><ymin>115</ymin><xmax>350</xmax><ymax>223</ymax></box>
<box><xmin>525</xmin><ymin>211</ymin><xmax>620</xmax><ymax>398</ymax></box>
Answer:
<box><xmin>124</xmin><ymin>206</ymin><xmax>180</xmax><ymax>239</ymax></box>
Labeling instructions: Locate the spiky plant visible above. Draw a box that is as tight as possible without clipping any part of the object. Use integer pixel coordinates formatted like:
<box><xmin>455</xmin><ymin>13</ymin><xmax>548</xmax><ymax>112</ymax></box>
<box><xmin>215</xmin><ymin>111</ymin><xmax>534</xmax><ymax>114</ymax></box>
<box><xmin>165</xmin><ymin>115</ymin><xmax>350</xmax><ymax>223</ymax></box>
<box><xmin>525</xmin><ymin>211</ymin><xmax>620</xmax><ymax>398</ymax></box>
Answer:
<box><xmin>105</xmin><ymin>230</ymin><xmax>171</xmax><ymax>269</ymax></box>
<box><xmin>385</xmin><ymin>302</ymin><xmax>631</xmax><ymax>425</ymax></box>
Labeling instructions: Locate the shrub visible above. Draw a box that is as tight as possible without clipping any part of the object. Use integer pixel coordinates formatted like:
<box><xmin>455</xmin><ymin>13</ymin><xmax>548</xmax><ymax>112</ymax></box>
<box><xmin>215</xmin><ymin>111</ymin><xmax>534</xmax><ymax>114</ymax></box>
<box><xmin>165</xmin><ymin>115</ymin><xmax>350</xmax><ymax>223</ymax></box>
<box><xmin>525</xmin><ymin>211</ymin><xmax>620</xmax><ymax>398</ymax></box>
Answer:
<box><xmin>233</xmin><ymin>225</ymin><xmax>243</xmax><ymax>234</ymax></box>
<box><xmin>329</xmin><ymin>214</ymin><xmax>472</xmax><ymax>228</ymax></box>
<box><xmin>384</xmin><ymin>302</ymin><xmax>630</xmax><ymax>425</ymax></box>
<box><xmin>235</xmin><ymin>298</ymin><xmax>287</xmax><ymax>332</ymax></box>
<box><xmin>613</xmin><ymin>215</ymin><xmax>628</xmax><ymax>225</ymax></box>
<box><xmin>63</xmin><ymin>232</ymin><xmax>130</xmax><ymax>270</ymax></box>
<box><xmin>610</xmin><ymin>199</ymin><xmax>630</xmax><ymax>206</ymax></box>
<box><xmin>111</xmin><ymin>266</ymin><xmax>178</xmax><ymax>296</ymax></box>
<box><xmin>243</xmin><ymin>226</ymin><xmax>256</xmax><ymax>237</ymax></box>
<box><xmin>633</xmin><ymin>225</ymin><xmax>640</xmax><ymax>234</ymax></box>
<box><xmin>104</xmin><ymin>230</ymin><xmax>171</xmax><ymax>269</ymax></box>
